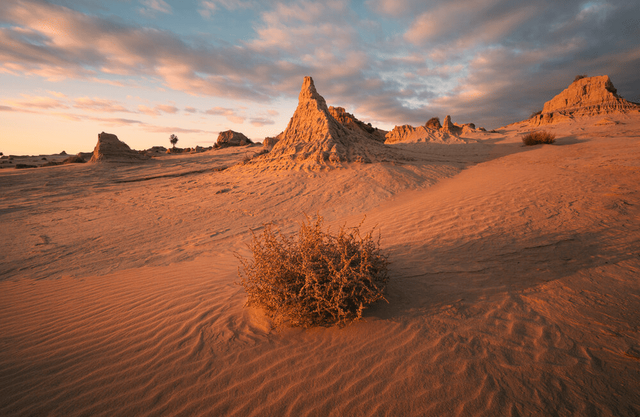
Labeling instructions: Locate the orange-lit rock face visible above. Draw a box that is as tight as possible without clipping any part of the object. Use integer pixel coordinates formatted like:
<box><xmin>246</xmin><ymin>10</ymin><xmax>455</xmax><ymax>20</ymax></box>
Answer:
<box><xmin>542</xmin><ymin>75</ymin><xmax>629</xmax><ymax>114</ymax></box>
<box><xmin>216</xmin><ymin>130</ymin><xmax>252</xmax><ymax>147</ymax></box>
<box><xmin>250</xmin><ymin>76</ymin><xmax>395</xmax><ymax>170</ymax></box>
<box><xmin>531</xmin><ymin>75</ymin><xmax>640</xmax><ymax>126</ymax></box>
<box><xmin>89</xmin><ymin>132</ymin><xmax>149</xmax><ymax>163</ymax></box>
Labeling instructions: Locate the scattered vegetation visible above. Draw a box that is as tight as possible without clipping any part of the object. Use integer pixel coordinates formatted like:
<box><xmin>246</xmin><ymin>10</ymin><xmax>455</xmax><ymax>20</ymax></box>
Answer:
<box><xmin>237</xmin><ymin>214</ymin><xmax>390</xmax><ymax>328</ymax></box>
<box><xmin>169</xmin><ymin>134</ymin><xmax>179</xmax><ymax>149</ymax></box>
<box><xmin>529</xmin><ymin>110</ymin><xmax>542</xmax><ymax>119</ymax></box>
<box><xmin>573</xmin><ymin>74</ymin><xmax>588</xmax><ymax>82</ymax></box>
<box><xmin>522</xmin><ymin>131</ymin><xmax>556</xmax><ymax>146</ymax></box>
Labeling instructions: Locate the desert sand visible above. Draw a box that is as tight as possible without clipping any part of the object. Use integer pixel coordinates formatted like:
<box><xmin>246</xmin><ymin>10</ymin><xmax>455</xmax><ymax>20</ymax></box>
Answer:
<box><xmin>1</xmin><ymin>77</ymin><xmax>639</xmax><ymax>416</ymax></box>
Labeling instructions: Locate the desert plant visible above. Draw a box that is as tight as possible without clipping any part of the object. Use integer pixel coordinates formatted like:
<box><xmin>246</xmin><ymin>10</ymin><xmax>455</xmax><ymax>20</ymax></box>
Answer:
<box><xmin>237</xmin><ymin>214</ymin><xmax>389</xmax><ymax>328</ymax></box>
<box><xmin>529</xmin><ymin>110</ymin><xmax>542</xmax><ymax>119</ymax></box>
<box><xmin>169</xmin><ymin>134</ymin><xmax>178</xmax><ymax>149</ymax></box>
<box><xmin>522</xmin><ymin>131</ymin><xmax>556</xmax><ymax>146</ymax></box>
<box><xmin>573</xmin><ymin>74</ymin><xmax>588</xmax><ymax>82</ymax></box>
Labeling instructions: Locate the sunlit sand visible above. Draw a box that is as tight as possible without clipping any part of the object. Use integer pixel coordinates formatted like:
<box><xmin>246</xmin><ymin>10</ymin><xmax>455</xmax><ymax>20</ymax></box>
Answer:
<box><xmin>1</xmin><ymin>76</ymin><xmax>639</xmax><ymax>416</ymax></box>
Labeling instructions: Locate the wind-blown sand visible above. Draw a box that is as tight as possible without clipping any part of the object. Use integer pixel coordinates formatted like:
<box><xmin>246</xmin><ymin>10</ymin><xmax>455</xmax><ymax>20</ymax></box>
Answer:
<box><xmin>1</xmin><ymin>115</ymin><xmax>639</xmax><ymax>416</ymax></box>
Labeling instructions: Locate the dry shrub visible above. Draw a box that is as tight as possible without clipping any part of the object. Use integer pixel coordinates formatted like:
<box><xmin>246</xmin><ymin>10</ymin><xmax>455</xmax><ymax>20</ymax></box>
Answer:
<box><xmin>237</xmin><ymin>214</ymin><xmax>389</xmax><ymax>328</ymax></box>
<box><xmin>522</xmin><ymin>131</ymin><xmax>556</xmax><ymax>146</ymax></box>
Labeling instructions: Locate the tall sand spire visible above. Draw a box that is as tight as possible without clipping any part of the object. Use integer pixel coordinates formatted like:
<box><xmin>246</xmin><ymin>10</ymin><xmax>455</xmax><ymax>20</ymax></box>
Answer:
<box><xmin>246</xmin><ymin>76</ymin><xmax>395</xmax><ymax>170</ymax></box>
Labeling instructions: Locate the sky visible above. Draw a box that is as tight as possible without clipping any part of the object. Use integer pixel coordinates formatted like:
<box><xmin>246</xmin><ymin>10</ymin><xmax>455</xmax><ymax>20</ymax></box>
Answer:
<box><xmin>1</xmin><ymin>0</ymin><xmax>639</xmax><ymax>155</ymax></box>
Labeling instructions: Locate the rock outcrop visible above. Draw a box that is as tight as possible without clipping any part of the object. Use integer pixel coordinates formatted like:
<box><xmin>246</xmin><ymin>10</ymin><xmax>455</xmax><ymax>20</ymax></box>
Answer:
<box><xmin>531</xmin><ymin>75</ymin><xmax>640</xmax><ymax>125</ymax></box>
<box><xmin>216</xmin><ymin>130</ymin><xmax>253</xmax><ymax>148</ymax></box>
<box><xmin>328</xmin><ymin>106</ymin><xmax>387</xmax><ymax>143</ymax></box>
<box><xmin>385</xmin><ymin>115</ymin><xmax>474</xmax><ymax>144</ymax></box>
<box><xmin>63</xmin><ymin>154</ymin><xmax>85</xmax><ymax>164</ymax></box>
<box><xmin>89</xmin><ymin>132</ymin><xmax>149</xmax><ymax>163</ymax></box>
<box><xmin>248</xmin><ymin>76</ymin><xmax>395</xmax><ymax>170</ymax></box>
<box><xmin>441</xmin><ymin>115</ymin><xmax>462</xmax><ymax>135</ymax></box>
<box><xmin>262</xmin><ymin>136</ymin><xmax>280</xmax><ymax>149</ymax></box>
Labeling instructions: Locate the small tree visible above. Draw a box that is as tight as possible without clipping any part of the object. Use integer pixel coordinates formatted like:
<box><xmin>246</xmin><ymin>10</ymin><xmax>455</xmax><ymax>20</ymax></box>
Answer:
<box><xmin>169</xmin><ymin>134</ymin><xmax>178</xmax><ymax>149</ymax></box>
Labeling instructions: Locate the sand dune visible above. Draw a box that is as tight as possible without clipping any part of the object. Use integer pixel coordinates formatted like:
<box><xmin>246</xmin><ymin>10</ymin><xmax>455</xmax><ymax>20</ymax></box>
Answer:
<box><xmin>2</xmin><ymin>109</ymin><xmax>640</xmax><ymax>415</ymax></box>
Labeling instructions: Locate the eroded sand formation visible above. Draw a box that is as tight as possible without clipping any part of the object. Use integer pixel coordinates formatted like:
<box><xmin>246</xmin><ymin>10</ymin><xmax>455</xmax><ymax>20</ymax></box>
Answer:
<box><xmin>245</xmin><ymin>76</ymin><xmax>396</xmax><ymax>170</ymax></box>
<box><xmin>530</xmin><ymin>75</ymin><xmax>640</xmax><ymax>125</ymax></box>
<box><xmin>89</xmin><ymin>132</ymin><xmax>149</xmax><ymax>163</ymax></box>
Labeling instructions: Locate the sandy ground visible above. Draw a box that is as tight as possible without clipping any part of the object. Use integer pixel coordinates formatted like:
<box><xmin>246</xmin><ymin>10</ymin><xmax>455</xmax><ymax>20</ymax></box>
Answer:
<box><xmin>1</xmin><ymin>115</ymin><xmax>639</xmax><ymax>416</ymax></box>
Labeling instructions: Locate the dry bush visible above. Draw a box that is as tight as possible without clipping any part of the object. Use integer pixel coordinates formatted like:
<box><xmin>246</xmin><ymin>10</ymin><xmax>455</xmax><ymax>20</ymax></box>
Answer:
<box><xmin>573</xmin><ymin>74</ymin><xmax>588</xmax><ymax>82</ymax></box>
<box><xmin>522</xmin><ymin>131</ymin><xmax>556</xmax><ymax>146</ymax></box>
<box><xmin>237</xmin><ymin>214</ymin><xmax>389</xmax><ymax>328</ymax></box>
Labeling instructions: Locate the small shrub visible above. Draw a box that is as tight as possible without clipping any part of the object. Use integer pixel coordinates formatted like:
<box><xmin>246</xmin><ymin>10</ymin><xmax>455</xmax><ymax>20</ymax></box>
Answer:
<box><xmin>237</xmin><ymin>214</ymin><xmax>389</xmax><ymax>328</ymax></box>
<box><xmin>522</xmin><ymin>131</ymin><xmax>556</xmax><ymax>146</ymax></box>
<box><xmin>529</xmin><ymin>110</ymin><xmax>542</xmax><ymax>119</ymax></box>
<box><xmin>573</xmin><ymin>74</ymin><xmax>588</xmax><ymax>82</ymax></box>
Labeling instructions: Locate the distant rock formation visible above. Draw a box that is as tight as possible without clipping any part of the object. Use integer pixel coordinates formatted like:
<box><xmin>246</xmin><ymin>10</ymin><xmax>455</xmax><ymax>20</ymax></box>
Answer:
<box><xmin>89</xmin><ymin>132</ymin><xmax>149</xmax><ymax>163</ymax></box>
<box><xmin>63</xmin><ymin>154</ymin><xmax>85</xmax><ymax>164</ymax></box>
<box><xmin>328</xmin><ymin>106</ymin><xmax>387</xmax><ymax>143</ymax></box>
<box><xmin>145</xmin><ymin>146</ymin><xmax>167</xmax><ymax>154</ymax></box>
<box><xmin>262</xmin><ymin>136</ymin><xmax>280</xmax><ymax>149</ymax></box>
<box><xmin>441</xmin><ymin>115</ymin><xmax>462</xmax><ymax>135</ymax></box>
<box><xmin>247</xmin><ymin>76</ymin><xmax>395</xmax><ymax>170</ymax></box>
<box><xmin>217</xmin><ymin>130</ymin><xmax>253</xmax><ymax>148</ymax></box>
<box><xmin>385</xmin><ymin>115</ymin><xmax>475</xmax><ymax>144</ymax></box>
<box><xmin>530</xmin><ymin>75</ymin><xmax>640</xmax><ymax>125</ymax></box>
<box><xmin>425</xmin><ymin>117</ymin><xmax>442</xmax><ymax>130</ymax></box>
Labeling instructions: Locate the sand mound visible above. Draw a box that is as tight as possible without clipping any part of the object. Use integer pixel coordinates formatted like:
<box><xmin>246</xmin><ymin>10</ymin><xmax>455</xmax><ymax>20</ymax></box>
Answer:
<box><xmin>89</xmin><ymin>132</ymin><xmax>149</xmax><ymax>163</ymax></box>
<box><xmin>243</xmin><ymin>76</ymin><xmax>396</xmax><ymax>170</ymax></box>
<box><xmin>531</xmin><ymin>75</ymin><xmax>640</xmax><ymax>125</ymax></box>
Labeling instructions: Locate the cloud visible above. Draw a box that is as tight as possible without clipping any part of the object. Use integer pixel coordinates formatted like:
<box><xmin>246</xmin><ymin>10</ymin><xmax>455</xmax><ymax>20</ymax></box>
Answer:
<box><xmin>198</xmin><ymin>0</ymin><xmax>251</xmax><ymax>19</ymax></box>
<box><xmin>205</xmin><ymin>106</ymin><xmax>245</xmax><ymax>124</ymax></box>
<box><xmin>48</xmin><ymin>91</ymin><xmax>67</xmax><ymax>98</ymax></box>
<box><xmin>6</xmin><ymin>95</ymin><xmax>69</xmax><ymax>110</ymax></box>
<box><xmin>249</xmin><ymin>117</ymin><xmax>275</xmax><ymax>127</ymax></box>
<box><xmin>140</xmin><ymin>125</ymin><xmax>215</xmax><ymax>134</ymax></box>
<box><xmin>0</xmin><ymin>1</ymin><xmax>271</xmax><ymax>100</ymax></box>
<box><xmin>1</xmin><ymin>0</ymin><xmax>639</xmax><ymax>130</ymax></box>
<box><xmin>155</xmin><ymin>104</ymin><xmax>179</xmax><ymax>114</ymax></box>
<box><xmin>138</xmin><ymin>0</ymin><xmax>172</xmax><ymax>16</ymax></box>
<box><xmin>184</xmin><ymin>106</ymin><xmax>198</xmax><ymax>113</ymax></box>
<box><xmin>366</xmin><ymin>0</ymin><xmax>427</xmax><ymax>18</ymax></box>
<box><xmin>138</xmin><ymin>104</ymin><xmax>180</xmax><ymax>116</ymax></box>
<box><xmin>74</xmin><ymin>97</ymin><xmax>131</xmax><ymax>113</ymax></box>
<box><xmin>87</xmin><ymin>117</ymin><xmax>143</xmax><ymax>126</ymax></box>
